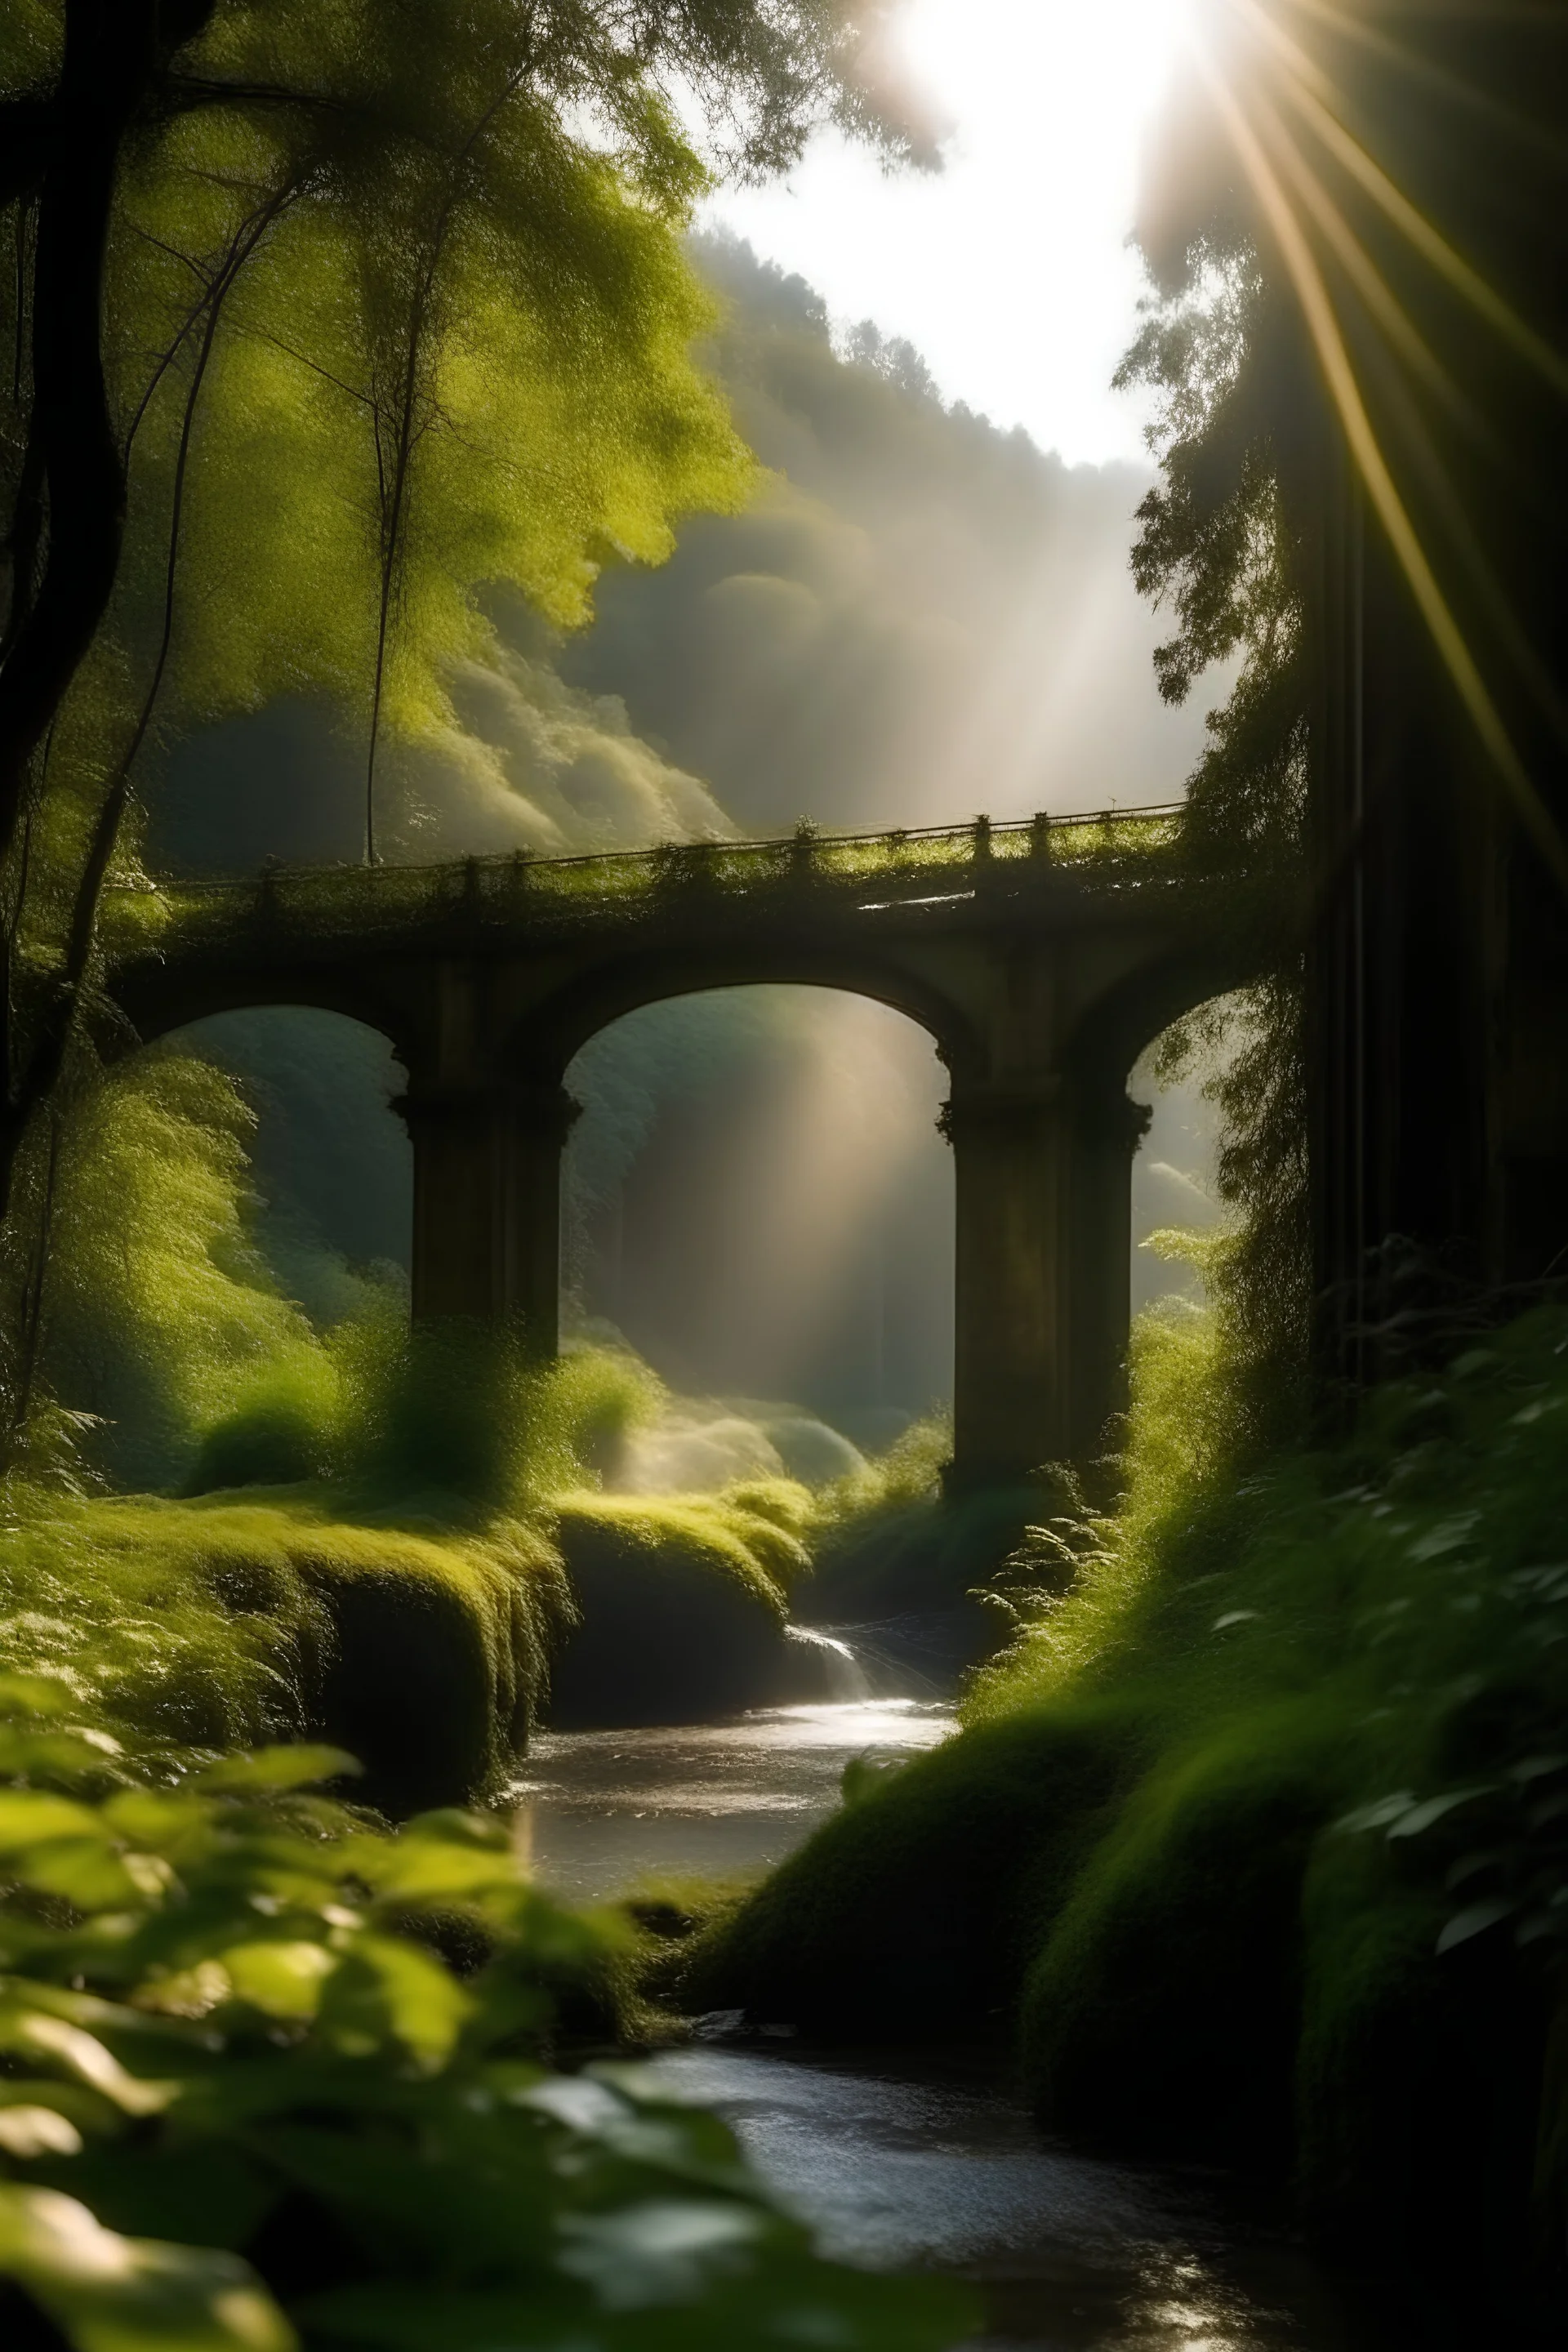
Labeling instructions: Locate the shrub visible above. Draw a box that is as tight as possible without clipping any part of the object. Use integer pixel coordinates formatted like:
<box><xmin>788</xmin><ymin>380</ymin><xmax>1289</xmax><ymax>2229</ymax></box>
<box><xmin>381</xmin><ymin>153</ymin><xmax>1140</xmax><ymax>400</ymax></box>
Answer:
<box><xmin>678</xmin><ymin>1700</ymin><xmax>1143</xmax><ymax>2039</ymax></box>
<box><xmin>688</xmin><ymin>1305</ymin><xmax>1568</xmax><ymax>2331</ymax></box>
<box><xmin>0</xmin><ymin>1678</ymin><xmax>973</xmax><ymax>2352</ymax></box>
<box><xmin>0</xmin><ymin>1490</ymin><xmax>569</xmax><ymax>1811</ymax></box>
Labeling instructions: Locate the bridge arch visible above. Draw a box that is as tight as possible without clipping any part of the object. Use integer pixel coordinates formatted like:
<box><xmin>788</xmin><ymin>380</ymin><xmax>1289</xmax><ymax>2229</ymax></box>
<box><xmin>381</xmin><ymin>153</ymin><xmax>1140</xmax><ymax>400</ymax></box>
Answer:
<box><xmin>119</xmin><ymin>1006</ymin><xmax>415</xmax><ymax>1309</ymax></box>
<box><xmin>560</xmin><ymin>985</ymin><xmax>953</xmax><ymax>1434</ymax></box>
<box><xmin>498</xmin><ymin>943</ymin><xmax>987</xmax><ymax>1091</ymax></box>
<box><xmin>105</xmin><ymin>821</ymin><xmax>1259</xmax><ymax>1486</ymax></box>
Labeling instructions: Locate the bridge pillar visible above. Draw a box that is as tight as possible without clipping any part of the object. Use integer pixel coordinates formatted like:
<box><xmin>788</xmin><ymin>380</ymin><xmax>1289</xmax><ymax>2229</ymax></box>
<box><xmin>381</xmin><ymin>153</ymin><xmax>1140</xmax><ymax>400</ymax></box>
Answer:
<box><xmin>1067</xmin><ymin>1085</ymin><xmax>1152</xmax><ymax>1469</ymax></box>
<box><xmin>942</xmin><ymin>1077</ymin><xmax>1150</xmax><ymax>1490</ymax></box>
<box><xmin>398</xmin><ymin>1080</ymin><xmax>578</xmax><ymax>1352</ymax></box>
<box><xmin>942</xmin><ymin>1082</ymin><xmax>1071</xmax><ymax>1488</ymax></box>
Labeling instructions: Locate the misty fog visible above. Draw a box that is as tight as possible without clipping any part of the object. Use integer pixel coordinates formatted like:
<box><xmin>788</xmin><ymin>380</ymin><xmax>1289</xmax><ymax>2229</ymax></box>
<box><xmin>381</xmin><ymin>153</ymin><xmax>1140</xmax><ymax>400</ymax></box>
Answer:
<box><xmin>145</xmin><ymin>237</ymin><xmax>1228</xmax><ymax>1472</ymax></box>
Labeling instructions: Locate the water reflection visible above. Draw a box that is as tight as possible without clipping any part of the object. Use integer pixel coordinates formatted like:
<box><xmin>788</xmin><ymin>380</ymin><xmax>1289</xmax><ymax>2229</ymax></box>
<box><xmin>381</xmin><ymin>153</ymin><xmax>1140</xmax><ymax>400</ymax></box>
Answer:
<box><xmin>510</xmin><ymin>1699</ymin><xmax>952</xmax><ymax>1899</ymax></box>
<box><xmin>643</xmin><ymin>2047</ymin><xmax>1361</xmax><ymax>2352</ymax></box>
<box><xmin>515</xmin><ymin>1705</ymin><xmax>1373</xmax><ymax>2350</ymax></box>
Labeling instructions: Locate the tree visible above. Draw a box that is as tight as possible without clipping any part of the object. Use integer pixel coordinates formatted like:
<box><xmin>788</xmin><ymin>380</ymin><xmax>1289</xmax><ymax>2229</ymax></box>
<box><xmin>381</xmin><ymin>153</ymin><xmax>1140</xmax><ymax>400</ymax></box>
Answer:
<box><xmin>1125</xmin><ymin>0</ymin><xmax>1568</xmax><ymax>1405</ymax></box>
<box><xmin>0</xmin><ymin>0</ymin><xmax>930</xmax><ymax>1256</ymax></box>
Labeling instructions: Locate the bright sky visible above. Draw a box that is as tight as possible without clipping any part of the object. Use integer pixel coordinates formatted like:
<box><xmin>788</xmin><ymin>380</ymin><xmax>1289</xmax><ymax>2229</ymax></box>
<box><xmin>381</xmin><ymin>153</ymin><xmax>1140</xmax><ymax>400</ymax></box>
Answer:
<box><xmin>705</xmin><ymin>0</ymin><xmax>1193</xmax><ymax>466</ymax></box>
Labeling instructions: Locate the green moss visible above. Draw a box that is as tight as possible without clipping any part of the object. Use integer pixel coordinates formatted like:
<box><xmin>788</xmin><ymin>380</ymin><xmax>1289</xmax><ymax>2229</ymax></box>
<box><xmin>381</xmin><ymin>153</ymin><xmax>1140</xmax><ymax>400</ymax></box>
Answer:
<box><xmin>555</xmin><ymin>1484</ymin><xmax>808</xmax><ymax>1615</ymax></box>
<box><xmin>1020</xmin><ymin>1705</ymin><xmax>1351</xmax><ymax>2161</ymax></box>
<box><xmin>679</xmin><ymin>1701</ymin><xmax>1143</xmax><ymax>2039</ymax></box>
<box><xmin>549</xmin><ymin>1486</ymin><xmax>811</xmax><ymax>1727</ymax></box>
<box><xmin>685</xmin><ymin>1305</ymin><xmax>1568</xmax><ymax>2323</ymax></box>
<box><xmin>0</xmin><ymin>1486</ymin><xmax>568</xmax><ymax>1811</ymax></box>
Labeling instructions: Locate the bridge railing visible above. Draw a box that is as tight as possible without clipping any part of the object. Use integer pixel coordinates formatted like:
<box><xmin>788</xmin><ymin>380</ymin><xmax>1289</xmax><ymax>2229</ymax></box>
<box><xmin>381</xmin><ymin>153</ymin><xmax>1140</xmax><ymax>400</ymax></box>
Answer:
<box><xmin>103</xmin><ymin>801</ymin><xmax>1187</xmax><ymax>954</ymax></box>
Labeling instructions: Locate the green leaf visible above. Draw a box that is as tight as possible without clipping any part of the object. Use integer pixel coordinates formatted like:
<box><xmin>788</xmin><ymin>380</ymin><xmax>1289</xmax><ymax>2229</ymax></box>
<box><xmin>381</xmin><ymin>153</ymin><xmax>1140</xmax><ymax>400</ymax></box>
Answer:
<box><xmin>400</xmin><ymin>1810</ymin><xmax>511</xmax><ymax>1851</ymax></box>
<box><xmin>1334</xmin><ymin>1790</ymin><xmax>1415</xmax><ymax>1833</ymax></box>
<box><xmin>0</xmin><ymin>2104</ymin><xmax>84</xmax><ymax>2157</ymax></box>
<box><xmin>0</xmin><ymin>1792</ymin><xmax>109</xmax><ymax>1851</ymax></box>
<box><xmin>191</xmin><ymin>1748</ymin><xmax>360</xmax><ymax>1796</ymax></box>
<box><xmin>320</xmin><ymin>1934</ymin><xmax>470</xmax><ymax>2065</ymax></box>
<box><xmin>1387</xmin><ymin>1788</ymin><xmax>1494</xmax><ymax>1839</ymax></box>
<box><xmin>1437</xmin><ymin>1899</ymin><xmax>1517</xmax><ymax>1954</ymax></box>
<box><xmin>218</xmin><ymin>1943</ymin><xmax>336</xmax><ymax>2022</ymax></box>
<box><xmin>12</xmin><ymin>1838</ymin><xmax>152</xmax><ymax>1910</ymax></box>
<box><xmin>0</xmin><ymin>1674</ymin><xmax>82</xmax><ymax>1720</ymax></box>
<box><xmin>101</xmin><ymin>1790</ymin><xmax>205</xmax><ymax>1846</ymax></box>
<box><xmin>556</xmin><ymin>2197</ymin><xmax>773</xmax><ymax>2309</ymax></box>
<box><xmin>369</xmin><ymin>1839</ymin><xmax>519</xmax><ymax>1905</ymax></box>
<box><xmin>2</xmin><ymin>2011</ymin><xmax>175</xmax><ymax>2116</ymax></box>
<box><xmin>0</xmin><ymin>2183</ymin><xmax>296</xmax><ymax>2352</ymax></box>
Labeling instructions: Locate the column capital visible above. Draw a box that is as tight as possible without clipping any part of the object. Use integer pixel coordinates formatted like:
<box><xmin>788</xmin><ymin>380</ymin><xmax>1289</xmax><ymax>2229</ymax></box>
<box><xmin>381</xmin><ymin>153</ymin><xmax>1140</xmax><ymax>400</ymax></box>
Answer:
<box><xmin>391</xmin><ymin>1080</ymin><xmax>581</xmax><ymax>1144</ymax></box>
<box><xmin>938</xmin><ymin>1077</ymin><xmax>1062</xmax><ymax>1143</ymax></box>
<box><xmin>1075</xmin><ymin>1087</ymin><xmax>1152</xmax><ymax>1152</ymax></box>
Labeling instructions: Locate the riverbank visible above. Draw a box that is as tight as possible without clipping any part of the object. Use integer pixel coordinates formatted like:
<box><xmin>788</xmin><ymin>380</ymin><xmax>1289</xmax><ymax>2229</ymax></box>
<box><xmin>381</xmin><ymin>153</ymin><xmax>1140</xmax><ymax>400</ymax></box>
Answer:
<box><xmin>672</xmin><ymin>1307</ymin><xmax>1568</xmax><ymax>2344</ymax></box>
<box><xmin>490</xmin><ymin>1690</ymin><xmax>1378</xmax><ymax>2349</ymax></box>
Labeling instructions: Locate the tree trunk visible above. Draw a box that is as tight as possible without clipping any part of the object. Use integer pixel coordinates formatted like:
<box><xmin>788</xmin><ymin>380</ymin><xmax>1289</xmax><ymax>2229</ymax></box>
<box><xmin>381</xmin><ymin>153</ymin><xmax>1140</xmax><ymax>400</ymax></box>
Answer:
<box><xmin>0</xmin><ymin>0</ymin><xmax>161</xmax><ymax>866</ymax></box>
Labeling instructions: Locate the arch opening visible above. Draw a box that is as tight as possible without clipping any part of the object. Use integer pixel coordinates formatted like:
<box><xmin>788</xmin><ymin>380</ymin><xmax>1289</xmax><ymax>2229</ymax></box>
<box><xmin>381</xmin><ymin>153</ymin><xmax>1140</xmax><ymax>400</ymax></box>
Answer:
<box><xmin>165</xmin><ymin>1006</ymin><xmax>414</xmax><ymax>1322</ymax></box>
<box><xmin>561</xmin><ymin>986</ymin><xmax>955</xmax><ymax>1488</ymax></box>
<box><xmin>32</xmin><ymin>1008</ymin><xmax>410</xmax><ymax>1495</ymax></box>
<box><xmin>1129</xmin><ymin>1021</ymin><xmax>1226</xmax><ymax>1321</ymax></box>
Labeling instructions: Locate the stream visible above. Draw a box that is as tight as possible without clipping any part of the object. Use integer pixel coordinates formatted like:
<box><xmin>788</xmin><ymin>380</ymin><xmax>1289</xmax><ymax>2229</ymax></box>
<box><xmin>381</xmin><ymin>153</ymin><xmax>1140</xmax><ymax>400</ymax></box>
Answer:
<box><xmin>510</xmin><ymin>1679</ymin><xmax>1390</xmax><ymax>2351</ymax></box>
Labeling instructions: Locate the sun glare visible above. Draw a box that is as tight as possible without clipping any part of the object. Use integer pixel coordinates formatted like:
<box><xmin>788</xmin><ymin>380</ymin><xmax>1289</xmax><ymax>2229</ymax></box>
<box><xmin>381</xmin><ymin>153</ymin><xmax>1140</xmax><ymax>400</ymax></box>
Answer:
<box><xmin>707</xmin><ymin>0</ymin><xmax>1196</xmax><ymax>465</ymax></box>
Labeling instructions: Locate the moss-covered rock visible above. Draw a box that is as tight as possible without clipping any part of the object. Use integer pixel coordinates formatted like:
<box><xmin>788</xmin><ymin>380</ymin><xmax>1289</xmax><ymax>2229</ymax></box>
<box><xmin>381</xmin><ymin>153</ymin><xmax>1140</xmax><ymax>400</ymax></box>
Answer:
<box><xmin>550</xmin><ymin>1487</ymin><xmax>809</xmax><ymax>1726</ymax></box>
<box><xmin>0</xmin><ymin>1488</ymin><xmax>568</xmax><ymax>1811</ymax></box>
<box><xmin>1019</xmin><ymin>1708</ymin><xmax>1346</xmax><ymax>2163</ymax></box>
<box><xmin>679</xmin><ymin>1701</ymin><xmax>1143</xmax><ymax>2038</ymax></box>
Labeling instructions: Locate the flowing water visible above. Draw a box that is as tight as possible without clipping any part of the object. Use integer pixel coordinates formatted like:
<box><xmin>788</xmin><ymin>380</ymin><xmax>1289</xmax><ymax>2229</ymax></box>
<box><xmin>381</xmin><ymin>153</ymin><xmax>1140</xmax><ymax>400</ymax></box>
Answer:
<box><xmin>511</xmin><ymin>1692</ymin><xmax>951</xmax><ymax>1896</ymax></box>
<box><xmin>511</xmin><ymin>1648</ymin><xmax>1392</xmax><ymax>2351</ymax></box>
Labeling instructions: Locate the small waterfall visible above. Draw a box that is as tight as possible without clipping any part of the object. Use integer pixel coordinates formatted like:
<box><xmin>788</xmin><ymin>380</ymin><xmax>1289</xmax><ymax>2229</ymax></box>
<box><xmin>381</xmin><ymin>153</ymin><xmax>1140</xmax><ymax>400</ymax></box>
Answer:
<box><xmin>784</xmin><ymin>1624</ymin><xmax>871</xmax><ymax>1704</ymax></box>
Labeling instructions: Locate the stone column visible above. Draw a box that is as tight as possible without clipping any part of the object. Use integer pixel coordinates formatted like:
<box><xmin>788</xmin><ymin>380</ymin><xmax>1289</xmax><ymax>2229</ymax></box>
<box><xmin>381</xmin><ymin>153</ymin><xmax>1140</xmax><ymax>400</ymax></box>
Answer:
<box><xmin>1066</xmin><ymin>1085</ymin><xmax>1152</xmax><ymax>1472</ymax></box>
<box><xmin>941</xmin><ymin>1076</ymin><xmax>1151</xmax><ymax>1492</ymax></box>
<box><xmin>397</xmin><ymin>1080</ymin><xmax>578</xmax><ymax>1356</ymax></box>
<box><xmin>941</xmin><ymin>1081</ymin><xmax>1071</xmax><ymax>1490</ymax></box>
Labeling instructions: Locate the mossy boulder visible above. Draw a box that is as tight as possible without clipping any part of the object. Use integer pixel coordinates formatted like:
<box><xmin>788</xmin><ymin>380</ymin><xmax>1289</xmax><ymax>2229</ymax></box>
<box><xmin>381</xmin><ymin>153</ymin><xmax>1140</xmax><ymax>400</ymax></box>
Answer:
<box><xmin>0</xmin><ymin>1489</ymin><xmax>568</xmax><ymax>1814</ymax></box>
<box><xmin>1019</xmin><ymin>1708</ymin><xmax>1344</xmax><ymax>2163</ymax></box>
<box><xmin>679</xmin><ymin>1702</ymin><xmax>1142</xmax><ymax>2038</ymax></box>
<box><xmin>550</xmin><ymin>1490</ymin><xmax>808</xmax><ymax>1727</ymax></box>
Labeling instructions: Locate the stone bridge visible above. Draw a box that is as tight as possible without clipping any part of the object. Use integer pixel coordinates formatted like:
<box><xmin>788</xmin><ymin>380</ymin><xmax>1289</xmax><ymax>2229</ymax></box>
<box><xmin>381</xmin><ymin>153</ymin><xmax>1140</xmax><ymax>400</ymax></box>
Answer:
<box><xmin>106</xmin><ymin>808</ymin><xmax>1254</xmax><ymax>1489</ymax></box>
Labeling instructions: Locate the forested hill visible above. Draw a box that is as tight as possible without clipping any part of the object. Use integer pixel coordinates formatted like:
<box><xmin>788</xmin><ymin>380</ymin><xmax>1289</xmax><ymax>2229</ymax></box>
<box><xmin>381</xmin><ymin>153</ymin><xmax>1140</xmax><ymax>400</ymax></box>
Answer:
<box><xmin>147</xmin><ymin>236</ymin><xmax>1210</xmax><ymax>876</ymax></box>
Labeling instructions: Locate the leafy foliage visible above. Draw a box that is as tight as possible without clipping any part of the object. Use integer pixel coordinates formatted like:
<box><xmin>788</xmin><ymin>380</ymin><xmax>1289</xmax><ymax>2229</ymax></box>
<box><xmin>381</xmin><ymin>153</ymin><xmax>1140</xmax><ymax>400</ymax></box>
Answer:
<box><xmin>1116</xmin><ymin>220</ymin><xmax>1312</xmax><ymax>1449</ymax></box>
<box><xmin>0</xmin><ymin>0</ymin><xmax>930</xmax><ymax>1416</ymax></box>
<box><xmin>691</xmin><ymin>1303</ymin><xmax>1568</xmax><ymax>2318</ymax></box>
<box><xmin>0</xmin><ymin>1682</ymin><xmax>971</xmax><ymax>2351</ymax></box>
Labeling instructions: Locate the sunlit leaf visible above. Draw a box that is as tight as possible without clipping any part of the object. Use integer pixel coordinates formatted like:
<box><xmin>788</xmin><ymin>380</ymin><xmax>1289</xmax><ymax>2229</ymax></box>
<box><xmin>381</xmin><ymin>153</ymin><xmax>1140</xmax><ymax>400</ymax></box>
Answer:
<box><xmin>219</xmin><ymin>1942</ymin><xmax>336</xmax><ymax>2022</ymax></box>
<box><xmin>192</xmin><ymin>1748</ymin><xmax>360</xmax><ymax>1796</ymax></box>
<box><xmin>0</xmin><ymin>1791</ymin><xmax>109</xmax><ymax>1850</ymax></box>
<box><xmin>0</xmin><ymin>2104</ymin><xmax>84</xmax><ymax>2157</ymax></box>
<box><xmin>320</xmin><ymin>1933</ymin><xmax>470</xmax><ymax>2065</ymax></box>
<box><xmin>7</xmin><ymin>2012</ymin><xmax>175</xmax><ymax>2115</ymax></box>
<box><xmin>0</xmin><ymin>2183</ymin><xmax>296</xmax><ymax>2352</ymax></box>
<box><xmin>12</xmin><ymin>1838</ymin><xmax>152</xmax><ymax>1909</ymax></box>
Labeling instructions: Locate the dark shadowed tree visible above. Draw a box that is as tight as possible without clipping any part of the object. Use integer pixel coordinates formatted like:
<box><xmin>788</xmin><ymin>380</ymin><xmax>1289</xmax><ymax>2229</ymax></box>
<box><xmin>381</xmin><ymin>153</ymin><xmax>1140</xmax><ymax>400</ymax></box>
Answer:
<box><xmin>0</xmin><ymin>0</ymin><xmax>931</xmax><ymax>1306</ymax></box>
<box><xmin>1125</xmin><ymin>0</ymin><xmax>1568</xmax><ymax>1412</ymax></box>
